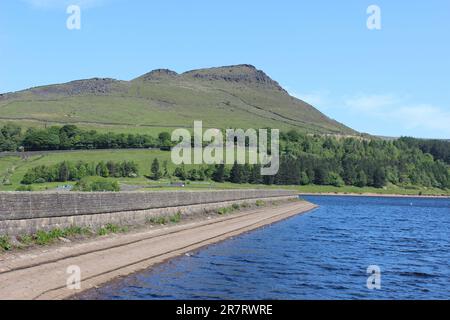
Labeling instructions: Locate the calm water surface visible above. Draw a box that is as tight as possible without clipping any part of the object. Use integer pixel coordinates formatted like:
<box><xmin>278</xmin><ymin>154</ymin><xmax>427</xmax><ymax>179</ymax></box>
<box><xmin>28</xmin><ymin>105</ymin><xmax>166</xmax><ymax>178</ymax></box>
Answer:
<box><xmin>79</xmin><ymin>196</ymin><xmax>450</xmax><ymax>300</ymax></box>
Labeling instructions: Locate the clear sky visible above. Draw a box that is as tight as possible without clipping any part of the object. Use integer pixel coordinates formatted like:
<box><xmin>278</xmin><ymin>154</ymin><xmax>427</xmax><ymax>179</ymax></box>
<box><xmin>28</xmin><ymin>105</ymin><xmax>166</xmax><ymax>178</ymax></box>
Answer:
<box><xmin>1</xmin><ymin>0</ymin><xmax>449</xmax><ymax>138</ymax></box>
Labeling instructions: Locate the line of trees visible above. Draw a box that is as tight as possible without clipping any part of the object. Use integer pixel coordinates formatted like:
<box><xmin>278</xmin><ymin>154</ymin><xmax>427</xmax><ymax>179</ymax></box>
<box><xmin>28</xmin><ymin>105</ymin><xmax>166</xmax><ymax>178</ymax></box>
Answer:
<box><xmin>149</xmin><ymin>160</ymin><xmax>391</xmax><ymax>188</ymax></box>
<box><xmin>21</xmin><ymin>160</ymin><xmax>139</xmax><ymax>185</ymax></box>
<box><xmin>0</xmin><ymin>124</ymin><xmax>22</xmax><ymax>152</ymax></box>
<box><xmin>0</xmin><ymin>124</ymin><xmax>173</xmax><ymax>152</ymax></box>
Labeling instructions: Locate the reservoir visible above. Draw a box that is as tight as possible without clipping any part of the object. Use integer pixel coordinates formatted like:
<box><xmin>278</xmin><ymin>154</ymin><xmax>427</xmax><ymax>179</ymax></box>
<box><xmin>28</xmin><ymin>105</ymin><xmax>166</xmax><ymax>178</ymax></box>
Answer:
<box><xmin>79</xmin><ymin>196</ymin><xmax>450</xmax><ymax>300</ymax></box>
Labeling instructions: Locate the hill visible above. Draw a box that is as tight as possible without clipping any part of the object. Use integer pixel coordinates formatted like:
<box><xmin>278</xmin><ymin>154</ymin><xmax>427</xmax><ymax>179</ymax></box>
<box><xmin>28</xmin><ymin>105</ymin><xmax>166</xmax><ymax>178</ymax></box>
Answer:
<box><xmin>0</xmin><ymin>65</ymin><xmax>355</xmax><ymax>135</ymax></box>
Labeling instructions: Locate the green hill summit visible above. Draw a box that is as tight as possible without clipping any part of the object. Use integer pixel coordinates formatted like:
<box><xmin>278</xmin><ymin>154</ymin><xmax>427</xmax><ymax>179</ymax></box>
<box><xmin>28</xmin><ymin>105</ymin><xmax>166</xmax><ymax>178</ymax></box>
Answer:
<box><xmin>0</xmin><ymin>64</ymin><xmax>355</xmax><ymax>135</ymax></box>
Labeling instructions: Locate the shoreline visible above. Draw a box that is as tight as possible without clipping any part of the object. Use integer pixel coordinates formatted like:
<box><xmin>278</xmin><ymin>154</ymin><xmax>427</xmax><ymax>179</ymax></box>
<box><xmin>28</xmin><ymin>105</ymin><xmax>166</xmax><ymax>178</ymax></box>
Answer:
<box><xmin>299</xmin><ymin>192</ymin><xmax>450</xmax><ymax>199</ymax></box>
<box><xmin>0</xmin><ymin>200</ymin><xmax>317</xmax><ymax>300</ymax></box>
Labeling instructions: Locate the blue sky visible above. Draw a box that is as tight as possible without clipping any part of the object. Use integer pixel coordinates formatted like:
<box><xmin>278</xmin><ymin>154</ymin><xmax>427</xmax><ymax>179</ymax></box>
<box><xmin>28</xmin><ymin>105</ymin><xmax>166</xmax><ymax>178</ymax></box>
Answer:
<box><xmin>1</xmin><ymin>0</ymin><xmax>449</xmax><ymax>138</ymax></box>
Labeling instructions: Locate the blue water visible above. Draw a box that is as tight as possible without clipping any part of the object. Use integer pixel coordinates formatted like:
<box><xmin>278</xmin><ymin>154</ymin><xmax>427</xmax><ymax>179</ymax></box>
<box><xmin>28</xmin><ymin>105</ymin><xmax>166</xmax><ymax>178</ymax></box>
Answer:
<box><xmin>80</xmin><ymin>196</ymin><xmax>450</xmax><ymax>300</ymax></box>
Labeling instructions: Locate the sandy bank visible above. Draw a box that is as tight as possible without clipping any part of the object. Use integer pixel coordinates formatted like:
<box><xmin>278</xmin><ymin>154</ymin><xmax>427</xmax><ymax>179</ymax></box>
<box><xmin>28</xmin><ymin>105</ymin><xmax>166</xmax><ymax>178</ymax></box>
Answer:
<box><xmin>0</xmin><ymin>200</ymin><xmax>317</xmax><ymax>300</ymax></box>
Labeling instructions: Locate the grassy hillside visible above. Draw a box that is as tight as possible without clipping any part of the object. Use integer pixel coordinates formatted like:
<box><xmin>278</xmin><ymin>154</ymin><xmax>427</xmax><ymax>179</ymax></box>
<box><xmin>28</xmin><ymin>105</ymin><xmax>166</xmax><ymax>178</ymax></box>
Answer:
<box><xmin>0</xmin><ymin>65</ymin><xmax>355</xmax><ymax>135</ymax></box>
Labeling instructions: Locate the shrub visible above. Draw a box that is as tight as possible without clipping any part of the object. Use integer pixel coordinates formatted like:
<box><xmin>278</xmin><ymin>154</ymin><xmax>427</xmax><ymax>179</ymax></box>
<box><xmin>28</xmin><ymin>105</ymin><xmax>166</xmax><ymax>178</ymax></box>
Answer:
<box><xmin>35</xmin><ymin>230</ymin><xmax>58</xmax><ymax>245</ymax></box>
<box><xmin>17</xmin><ymin>234</ymin><xmax>34</xmax><ymax>246</ymax></box>
<box><xmin>169</xmin><ymin>211</ymin><xmax>182</xmax><ymax>223</ymax></box>
<box><xmin>74</xmin><ymin>178</ymin><xmax>120</xmax><ymax>192</ymax></box>
<box><xmin>0</xmin><ymin>236</ymin><xmax>12</xmax><ymax>251</ymax></box>
<box><xmin>147</xmin><ymin>216</ymin><xmax>168</xmax><ymax>225</ymax></box>
<box><xmin>16</xmin><ymin>185</ymin><xmax>33</xmax><ymax>192</ymax></box>
<box><xmin>217</xmin><ymin>207</ymin><xmax>227</xmax><ymax>215</ymax></box>
<box><xmin>97</xmin><ymin>224</ymin><xmax>126</xmax><ymax>236</ymax></box>
<box><xmin>255</xmin><ymin>200</ymin><xmax>266</xmax><ymax>207</ymax></box>
<box><xmin>240</xmin><ymin>202</ymin><xmax>250</xmax><ymax>208</ymax></box>
<box><xmin>218</xmin><ymin>206</ymin><xmax>237</xmax><ymax>215</ymax></box>
<box><xmin>63</xmin><ymin>226</ymin><xmax>91</xmax><ymax>237</ymax></box>
<box><xmin>90</xmin><ymin>180</ymin><xmax>120</xmax><ymax>192</ymax></box>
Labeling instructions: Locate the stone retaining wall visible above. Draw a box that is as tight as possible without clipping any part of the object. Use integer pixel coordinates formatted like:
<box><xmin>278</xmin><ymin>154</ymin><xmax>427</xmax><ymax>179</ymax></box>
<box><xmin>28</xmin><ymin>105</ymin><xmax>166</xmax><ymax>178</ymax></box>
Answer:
<box><xmin>0</xmin><ymin>190</ymin><xmax>298</xmax><ymax>236</ymax></box>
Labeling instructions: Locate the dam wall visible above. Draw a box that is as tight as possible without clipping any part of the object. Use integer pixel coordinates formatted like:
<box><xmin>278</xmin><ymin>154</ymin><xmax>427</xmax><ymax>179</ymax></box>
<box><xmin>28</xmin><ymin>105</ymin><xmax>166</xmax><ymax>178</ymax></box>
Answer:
<box><xmin>0</xmin><ymin>190</ymin><xmax>298</xmax><ymax>236</ymax></box>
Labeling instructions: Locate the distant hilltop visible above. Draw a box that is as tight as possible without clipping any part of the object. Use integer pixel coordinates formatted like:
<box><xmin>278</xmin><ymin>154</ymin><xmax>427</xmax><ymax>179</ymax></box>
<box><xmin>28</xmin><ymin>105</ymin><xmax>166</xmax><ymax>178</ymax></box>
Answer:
<box><xmin>0</xmin><ymin>64</ymin><xmax>356</xmax><ymax>135</ymax></box>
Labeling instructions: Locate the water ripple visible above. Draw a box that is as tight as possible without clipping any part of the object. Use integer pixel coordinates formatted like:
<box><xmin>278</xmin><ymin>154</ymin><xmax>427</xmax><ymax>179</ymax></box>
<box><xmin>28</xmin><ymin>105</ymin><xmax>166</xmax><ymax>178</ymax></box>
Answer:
<box><xmin>79</xmin><ymin>196</ymin><xmax>450</xmax><ymax>300</ymax></box>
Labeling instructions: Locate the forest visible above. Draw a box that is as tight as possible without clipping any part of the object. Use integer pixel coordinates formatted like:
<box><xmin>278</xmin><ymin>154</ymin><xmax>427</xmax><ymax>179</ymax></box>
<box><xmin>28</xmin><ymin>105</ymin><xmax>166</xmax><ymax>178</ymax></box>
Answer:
<box><xmin>3</xmin><ymin>124</ymin><xmax>450</xmax><ymax>190</ymax></box>
<box><xmin>160</xmin><ymin>131</ymin><xmax>450</xmax><ymax>189</ymax></box>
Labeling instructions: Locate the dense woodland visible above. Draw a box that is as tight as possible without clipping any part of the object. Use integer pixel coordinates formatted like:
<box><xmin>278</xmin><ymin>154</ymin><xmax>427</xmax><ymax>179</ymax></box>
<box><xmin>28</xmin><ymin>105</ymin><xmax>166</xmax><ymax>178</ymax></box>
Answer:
<box><xmin>162</xmin><ymin>132</ymin><xmax>450</xmax><ymax>189</ymax></box>
<box><xmin>273</xmin><ymin>132</ymin><xmax>450</xmax><ymax>189</ymax></box>
<box><xmin>3</xmin><ymin>124</ymin><xmax>450</xmax><ymax>190</ymax></box>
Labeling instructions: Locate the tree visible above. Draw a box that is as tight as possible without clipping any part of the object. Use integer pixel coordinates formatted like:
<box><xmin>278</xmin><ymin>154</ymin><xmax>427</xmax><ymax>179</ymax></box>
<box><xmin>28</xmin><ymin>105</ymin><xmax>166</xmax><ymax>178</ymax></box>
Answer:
<box><xmin>188</xmin><ymin>169</ymin><xmax>199</xmax><ymax>181</ymax></box>
<box><xmin>0</xmin><ymin>124</ymin><xmax>22</xmax><ymax>151</ymax></box>
<box><xmin>106</xmin><ymin>161</ymin><xmax>118</xmax><ymax>177</ymax></box>
<box><xmin>162</xmin><ymin>160</ymin><xmax>170</xmax><ymax>177</ymax></box>
<box><xmin>286</xmin><ymin>129</ymin><xmax>301</xmax><ymax>142</ymax></box>
<box><xmin>1</xmin><ymin>123</ymin><xmax>21</xmax><ymax>139</ymax></box>
<box><xmin>212</xmin><ymin>163</ymin><xmax>225</xmax><ymax>182</ymax></box>
<box><xmin>96</xmin><ymin>161</ymin><xmax>110</xmax><ymax>178</ymax></box>
<box><xmin>60</xmin><ymin>125</ymin><xmax>79</xmax><ymax>138</ymax></box>
<box><xmin>21</xmin><ymin>171</ymin><xmax>37</xmax><ymax>185</ymax></box>
<box><xmin>174</xmin><ymin>165</ymin><xmax>187</xmax><ymax>181</ymax></box>
<box><xmin>314</xmin><ymin>166</ymin><xmax>328</xmax><ymax>185</ymax></box>
<box><xmin>22</xmin><ymin>128</ymin><xmax>60</xmax><ymax>151</ymax></box>
<box><xmin>121</xmin><ymin>161</ymin><xmax>139</xmax><ymax>177</ymax></box>
<box><xmin>263</xmin><ymin>174</ymin><xmax>275</xmax><ymax>185</ymax></box>
<box><xmin>58</xmin><ymin>161</ymin><xmax>70</xmax><ymax>182</ymax></box>
<box><xmin>77</xmin><ymin>163</ymin><xmax>88</xmax><ymax>179</ymax></box>
<box><xmin>299</xmin><ymin>171</ymin><xmax>310</xmax><ymax>185</ymax></box>
<box><xmin>230</xmin><ymin>162</ymin><xmax>243</xmax><ymax>184</ymax></box>
<box><xmin>356</xmin><ymin>170</ymin><xmax>368</xmax><ymax>187</ymax></box>
<box><xmin>198</xmin><ymin>167</ymin><xmax>207</xmax><ymax>181</ymax></box>
<box><xmin>151</xmin><ymin>158</ymin><xmax>162</xmax><ymax>180</ymax></box>
<box><xmin>327</xmin><ymin>172</ymin><xmax>345</xmax><ymax>187</ymax></box>
<box><xmin>342</xmin><ymin>158</ymin><xmax>357</xmax><ymax>185</ymax></box>
<box><xmin>158</xmin><ymin>132</ymin><xmax>172</xmax><ymax>147</ymax></box>
<box><xmin>241</xmin><ymin>164</ymin><xmax>251</xmax><ymax>184</ymax></box>
<box><xmin>248</xmin><ymin>164</ymin><xmax>262</xmax><ymax>184</ymax></box>
<box><xmin>373</xmin><ymin>167</ymin><xmax>386</xmax><ymax>188</ymax></box>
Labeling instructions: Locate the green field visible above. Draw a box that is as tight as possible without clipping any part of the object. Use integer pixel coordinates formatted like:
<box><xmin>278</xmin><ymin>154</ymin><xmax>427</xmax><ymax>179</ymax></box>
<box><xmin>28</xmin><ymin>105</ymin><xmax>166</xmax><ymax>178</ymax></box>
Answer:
<box><xmin>1</xmin><ymin>149</ymin><xmax>448</xmax><ymax>196</ymax></box>
<box><xmin>0</xmin><ymin>149</ymin><xmax>172</xmax><ymax>191</ymax></box>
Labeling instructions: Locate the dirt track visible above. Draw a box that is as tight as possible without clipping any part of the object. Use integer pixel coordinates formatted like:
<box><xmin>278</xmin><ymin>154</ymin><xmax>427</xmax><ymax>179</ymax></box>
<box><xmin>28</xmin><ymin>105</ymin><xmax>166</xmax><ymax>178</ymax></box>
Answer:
<box><xmin>0</xmin><ymin>200</ymin><xmax>317</xmax><ymax>300</ymax></box>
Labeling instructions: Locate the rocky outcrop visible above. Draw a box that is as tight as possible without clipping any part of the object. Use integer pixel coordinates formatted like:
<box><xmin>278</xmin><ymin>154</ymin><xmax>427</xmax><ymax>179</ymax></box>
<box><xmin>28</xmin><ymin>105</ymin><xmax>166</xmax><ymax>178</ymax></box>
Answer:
<box><xmin>137</xmin><ymin>69</ymin><xmax>179</xmax><ymax>81</ymax></box>
<box><xmin>182</xmin><ymin>64</ymin><xmax>287</xmax><ymax>92</ymax></box>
